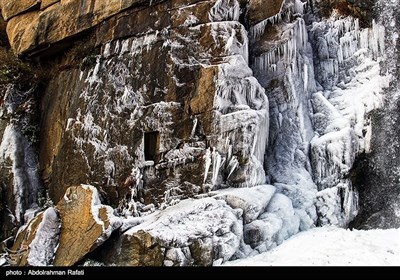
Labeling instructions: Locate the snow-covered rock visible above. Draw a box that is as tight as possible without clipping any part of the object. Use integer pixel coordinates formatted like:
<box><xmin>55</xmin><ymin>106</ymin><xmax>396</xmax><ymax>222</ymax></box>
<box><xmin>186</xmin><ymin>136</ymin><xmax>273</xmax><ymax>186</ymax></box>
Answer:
<box><xmin>213</xmin><ymin>185</ymin><xmax>276</xmax><ymax>223</ymax></box>
<box><xmin>8</xmin><ymin>207</ymin><xmax>60</xmax><ymax>266</ymax></box>
<box><xmin>316</xmin><ymin>181</ymin><xmax>359</xmax><ymax>227</ymax></box>
<box><xmin>101</xmin><ymin>197</ymin><xmax>243</xmax><ymax>266</ymax></box>
<box><xmin>26</xmin><ymin>208</ymin><xmax>60</xmax><ymax>266</ymax></box>
<box><xmin>52</xmin><ymin>185</ymin><xmax>122</xmax><ymax>266</ymax></box>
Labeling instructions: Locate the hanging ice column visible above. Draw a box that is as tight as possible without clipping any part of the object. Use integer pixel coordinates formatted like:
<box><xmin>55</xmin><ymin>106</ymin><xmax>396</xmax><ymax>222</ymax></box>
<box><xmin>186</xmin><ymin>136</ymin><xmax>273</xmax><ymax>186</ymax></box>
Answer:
<box><xmin>332</xmin><ymin>17</ymin><xmax>385</xmax><ymax>64</ymax></box>
<box><xmin>249</xmin><ymin>0</ymin><xmax>307</xmax><ymax>42</ymax></box>
<box><xmin>253</xmin><ymin>18</ymin><xmax>309</xmax><ymax>76</ymax></box>
<box><xmin>208</xmin><ymin>0</ymin><xmax>240</xmax><ymax>22</ymax></box>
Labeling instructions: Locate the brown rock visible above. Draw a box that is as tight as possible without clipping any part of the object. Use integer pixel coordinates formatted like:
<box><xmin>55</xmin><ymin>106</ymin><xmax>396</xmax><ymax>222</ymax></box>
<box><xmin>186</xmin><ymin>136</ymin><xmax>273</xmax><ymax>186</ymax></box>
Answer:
<box><xmin>106</xmin><ymin>230</ymin><xmax>165</xmax><ymax>266</ymax></box>
<box><xmin>53</xmin><ymin>184</ymin><xmax>121</xmax><ymax>266</ymax></box>
<box><xmin>247</xmin><ymin>0</ymin><xmax>285</xmax><ymax>25</ymax></box>
<box><xmin>0</xmin><ymin>0</ymin><xmax>41</xmax><ymax>21</ymax></box>
<box><xmin>316</xmin><ymin>0</ymin><xmax>374</xmax><ymax>26</ymax></box>
<box><xmin>190</xmin><ymin>66</ymin><xmax>218</xmax><ymax>115</ymax></box>
<box><xmin>5</xmin><ymin>0</ymin><xmax>242</xmax><ymax>56</ymax></box>
<box><xmin>4</xmin><ymin>0</ymin><xmax>154</xmax><ymax>55</ymax></box>
<box><xmin>39</xmin><ymin>18</ymin><xmax>249</xmax><ymax>205</ymax></box>
<box><xmin>40</xmin><ymin>0</ymin><xmax>59</xmax><ymax>10</ymax></box>
<box><xmin>6</xmin><ymin>11</ymin><xmax>41</xmax><ymax>55</ymax></box>
<box><xmin>0</xmin><ymin>11</ymin><xmax>8</xmax><ymax>46</ymax></box>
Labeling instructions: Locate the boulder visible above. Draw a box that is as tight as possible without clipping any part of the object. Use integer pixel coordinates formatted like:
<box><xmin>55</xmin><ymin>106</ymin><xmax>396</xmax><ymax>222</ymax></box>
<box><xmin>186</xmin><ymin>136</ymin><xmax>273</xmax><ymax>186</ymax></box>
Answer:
<box><xmin>265</xmin><ymin>193</ymin><xmax>300</xmax><ymax>243</ymax></box>
<box><xmin>243</xmin><ymin>215</ymin><xmax>282</xmax><ymax>250</ymax></box>
<box><xmin>9</xmin><ymin>207</ymin><xmax>60</xmax><ymax>266</ymax></box>
<box><xmin>214</xmin><ymin>185</ymin><xmax>276</xmax><ymax>223</ymax></box>
<box><xmin>53</xmin><ymin>184</ymin><xmax>121</xmax><ymax>266</ymax></box>
<box><xmin>8</xmin><ymin>185</ymin><xmax>122</xmax><ymax>266</ymax></box>
<box><xmin>101</xmin><ymin>198</ymin><xmax>243</xmax><ymax>266</ymax></box>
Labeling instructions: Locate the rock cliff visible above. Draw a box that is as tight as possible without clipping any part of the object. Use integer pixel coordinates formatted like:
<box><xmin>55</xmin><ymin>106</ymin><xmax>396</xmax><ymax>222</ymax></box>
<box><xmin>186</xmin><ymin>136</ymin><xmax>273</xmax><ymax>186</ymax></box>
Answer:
<box><xmin>0</xmin><ymin>0</ymin><xmax>398</xmax><ymax>266</ymax></box>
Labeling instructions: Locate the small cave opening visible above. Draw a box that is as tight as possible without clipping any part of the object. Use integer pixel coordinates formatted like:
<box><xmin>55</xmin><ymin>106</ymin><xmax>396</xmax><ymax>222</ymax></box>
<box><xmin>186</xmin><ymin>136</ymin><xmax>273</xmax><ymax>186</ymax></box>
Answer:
<box><xmin>144</xmin><ymin>131</ymin><xmax>160</xmax><ymax>162</ymax></box>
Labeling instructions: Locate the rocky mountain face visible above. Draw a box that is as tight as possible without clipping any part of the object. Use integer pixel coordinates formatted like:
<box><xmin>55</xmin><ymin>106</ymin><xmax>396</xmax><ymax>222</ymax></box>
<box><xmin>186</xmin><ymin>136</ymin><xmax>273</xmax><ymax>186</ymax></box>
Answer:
<box><xmin>0</xmin><ymin>0</ymin><xmax>398</xmax><ymax>266</ymax></box>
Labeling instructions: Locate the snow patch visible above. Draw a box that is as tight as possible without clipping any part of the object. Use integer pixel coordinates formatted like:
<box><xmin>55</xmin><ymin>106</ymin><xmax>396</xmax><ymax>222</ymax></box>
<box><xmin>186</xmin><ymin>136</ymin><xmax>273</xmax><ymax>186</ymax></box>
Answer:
<box><xmin>223</xmin><ymin>227</ymin><xmax>400</xmax><ymax>266</ymax></box>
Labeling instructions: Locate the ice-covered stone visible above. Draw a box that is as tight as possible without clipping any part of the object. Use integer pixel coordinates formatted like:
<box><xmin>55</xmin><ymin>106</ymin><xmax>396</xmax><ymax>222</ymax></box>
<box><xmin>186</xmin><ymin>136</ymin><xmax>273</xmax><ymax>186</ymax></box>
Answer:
<box><xmin>316</xmin><ymin>180</ymin><xmax>359</xmax><ymax>227</ymax></box>
<box><xmin>213</xmin><ymin>185</ymin><xmax>276</xmax><ymax>223</ymax></box>
<box><xmin>8</xmin><ymin>207</ymin><xmax>60</xmax><ymax>266</ymax></box>
<box><xmin>101</xmin><ymin>198</ymin><xmax>243</xmax><ymax>266</ymax></box>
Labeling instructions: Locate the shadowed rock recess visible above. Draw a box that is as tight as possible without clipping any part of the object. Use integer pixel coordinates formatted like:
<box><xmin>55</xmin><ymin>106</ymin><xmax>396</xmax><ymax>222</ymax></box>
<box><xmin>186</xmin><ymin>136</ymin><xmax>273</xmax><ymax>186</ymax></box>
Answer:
<box><xmin>0</xmin><ymin>0</ymin><xmax>398</xmax><ymax>266</ymax></box>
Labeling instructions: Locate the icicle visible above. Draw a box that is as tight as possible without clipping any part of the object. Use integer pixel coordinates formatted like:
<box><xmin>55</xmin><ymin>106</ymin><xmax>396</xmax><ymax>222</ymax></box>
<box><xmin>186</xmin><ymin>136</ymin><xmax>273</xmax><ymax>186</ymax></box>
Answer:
<box><xmin>211</xmin><ymin>148</ymin><xmax>222</xmax><ymax>186</ymax></box>
<box><xmin>294</xmin><ymin>0</ymin><xmax>306</xmax><ymax>15</ymax></box>
<box><xmin>241</xmin><ymin>28</ymin><xmax>250</xmax><ymax>64</ymax></box>
<box><xmin>249</xmin><ymin>0</ymin><xmax>285</xmax><ymax>42</ymax></box>
<box><xmin>303</xmin><ymin>63</ymin><xmax>308</xmax><ymax>92</ymax></box>
<box><xmin>254</xmin><ymin>19</ymin><xmax>307</xmax><ymax>74</ymax></box>
<box><xmin>201</xmin><ymin>147</ymin><xmax>225</xmax><ymax>186</ymax></box>
<box><xmin>227</xmin><ymin>156</ymin><xmax>239</xmax><ymax>179</ymax></box>
<box><xmin>253</xmin><ymin>113</ymin><xmax>269</xmax><ymax>163</ymax></box>
<box><xmin>190</xmin><ymin>118</ymin><xmax>198</xmax><ymax>138</ymax></box>
<box><xmin>332</xmin><ymin>16</ymin><xmax>386</xmax><ymax>64</ymax></box>
<box><xmin>203</xmin><ymin>149</ymin><xmax>211</xmax><ymax>183</ymax></box>
<box><xmin>209</xmin><ymin>0</ymin><xmax>240</xmax><ymax>22</ymax></box>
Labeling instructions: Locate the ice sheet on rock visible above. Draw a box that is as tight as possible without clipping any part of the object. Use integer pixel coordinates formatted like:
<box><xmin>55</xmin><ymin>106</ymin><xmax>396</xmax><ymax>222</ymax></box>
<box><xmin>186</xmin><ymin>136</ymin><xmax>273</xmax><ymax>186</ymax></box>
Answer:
<box><xmin>0</xmin><ymin>124</ymin><xmax>41</xmax><ymax>223</ymax></box>
<box><xmin>250</xmin><ymin>1</ymin><xmax>317</xmax><ymax>239</ymax></box>
<box><xmin>213</xmin><ymin>185</ymin><xmax>276</xmax><ymax>223</ymax></box>
<box><xmin>26</xmin><ymin>207</ymin><xmax>61</xmax><ymax>266</ymax></box>
<box><xmin>310</xmin><ymin>42</ymin><xmax>390</xmax><ymax>192</ymax></box>
<box><xmin>208</xmin><ymin>22</ymin><xmax>249</xmax><ymax>62</ymax></box>
<box><xmin>311</xmin><ymin>91</ymin><xmax>345</xmax><ymax>135</ymax></box>
<box><xmin>164</xmin><ymin>247</ymin><xmax>192</xmax><ymax>266</ymax></box>
<box><xmin>211</xmin><ymin>55</ymin><xmax>269</xmax><ymax>189</ymax></box>
<box><xmin>316</xmin><ymin>180</ymin><xmax>359</xmax><ymax>227</ymax></box>
<box><xmin>119</xmin><ymin>217</ymin><xmax>145</xmax><ymax>233</ymax></box>
<box><xmin>161</xmin><ymin>144</ymin><xmax>203</xmax><ymax>168</ymax></box>
<box><xmin>274</xmin><ymin>183</ymin><xmax>317</xmax><ymax>230</ymax></box>
<box><xmin>305</xmin><ymin>13</ymin><xmax>391</xmax><ymax>226</ymax></box>
<box><xmin>311</xmin><ymin>127</ymin><xmax>358</xmax><ymax>190</ymax></box>
<box><xmin>243</xmin><ymin>214</ymin><xmax>283</xmax><ymax>252</ymax></box>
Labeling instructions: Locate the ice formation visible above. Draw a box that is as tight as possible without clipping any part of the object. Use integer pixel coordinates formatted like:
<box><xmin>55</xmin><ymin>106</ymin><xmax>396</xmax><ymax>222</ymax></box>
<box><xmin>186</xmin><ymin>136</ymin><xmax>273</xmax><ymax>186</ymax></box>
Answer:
<box><xmin>0</xmin><ymin>0</ymin><xmax>397</xmax><ymax>267</ymax></box>
<box><xmin>0</xmin><ymin>124</ymin><xmax>41</xmax><ymax>224</ymax></box>
<box><xmin>249</xmin><ymin>0</ymin><xmax>307</xmax><ymax>42</ymax></box>
<box><xmin>250</xmin><ymin>0</ymin><xmax>390</xmax><ymax>230</ymax></box>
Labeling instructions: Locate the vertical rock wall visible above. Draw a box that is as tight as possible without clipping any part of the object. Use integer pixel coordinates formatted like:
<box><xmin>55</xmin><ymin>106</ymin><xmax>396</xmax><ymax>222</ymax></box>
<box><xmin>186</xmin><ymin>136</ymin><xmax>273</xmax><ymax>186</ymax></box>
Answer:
<box><xmin>0</xmin><ymin>0</ymin><xmax>398</xmax><ymax>266</ymax></box>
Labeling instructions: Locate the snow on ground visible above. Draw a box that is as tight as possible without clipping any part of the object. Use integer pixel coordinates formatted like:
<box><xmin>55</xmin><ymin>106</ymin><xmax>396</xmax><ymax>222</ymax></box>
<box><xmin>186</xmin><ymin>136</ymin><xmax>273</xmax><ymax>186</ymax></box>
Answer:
<box><xmin>223</xmin><ymin>226</ymin><xmax>400</xmax><ymax>266</ymax></box>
